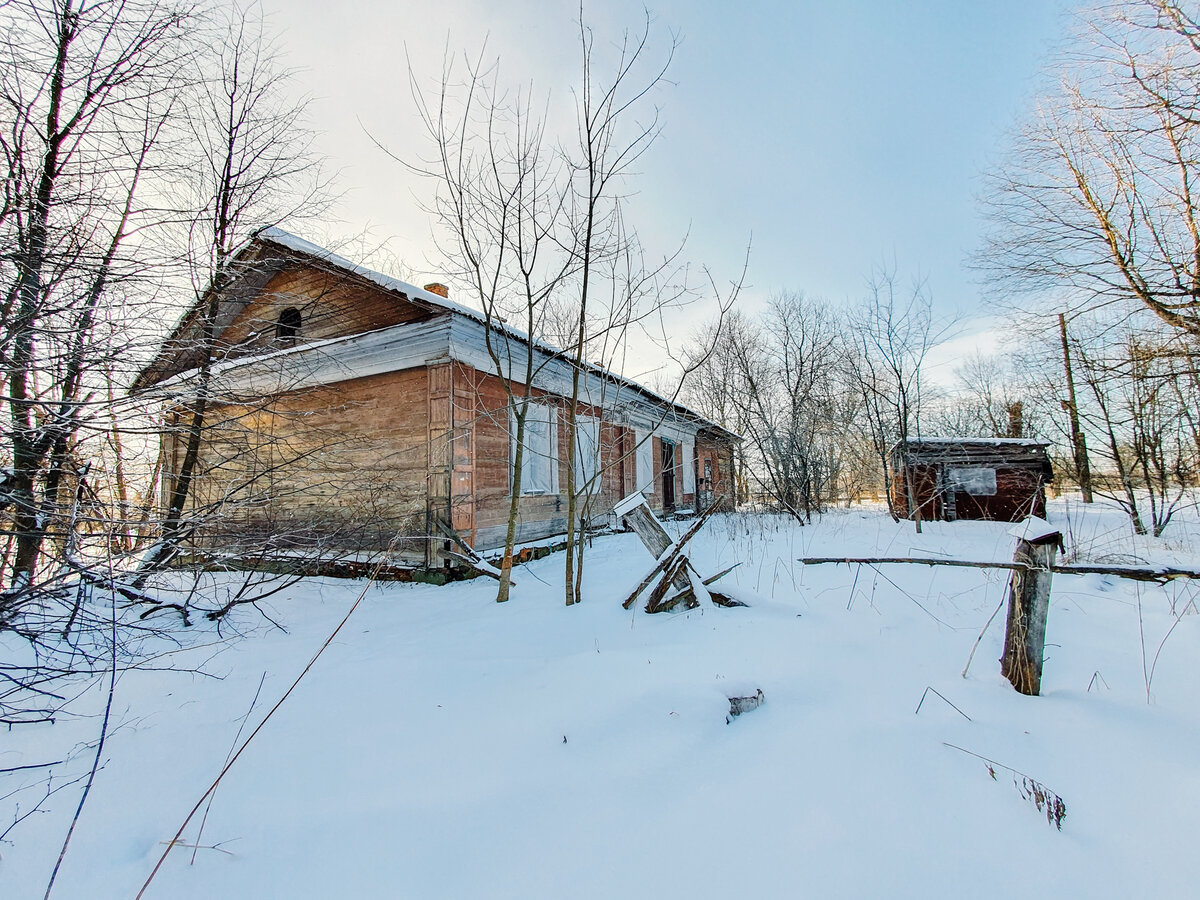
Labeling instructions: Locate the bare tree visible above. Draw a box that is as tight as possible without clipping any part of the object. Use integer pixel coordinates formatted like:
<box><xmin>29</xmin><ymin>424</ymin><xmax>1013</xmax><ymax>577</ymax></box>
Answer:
<box><xmin>928</xmin><ymin>349</ymin><xmax>1043</xmax><ymax>441</ymax></box>
<box><xmin>846</xmin><ymin>265</ymin><xmax>947</xmax><ymax>528</ymax></box>
<box><xmin>134</xmin><ymin>0</ymin><xmax>328</xmax><ymax>583</ymax></box>
<box><xmin>0</xmin><ymin>0</ymin><xmax>191</xmax><ymax>617</ymax></box>
<box><xmin>402</xmin><ymin>45</ymin><xmax>574</xmax><ymax>603</ymax></box>
<box><xmin>688</xmin><ymin>295</ymin><xmax>853</xmax><ymax>521</ymax></box>
<box><xmin>982</xmin><ymin>0</ymin><xmax>1200</xmax><ymax>338</ymax></box>
<box><xmin>1069</xmin><ymin>319</ymin><xmax>1194</xmax><ymax>535</ymax></box>
<box><xmin>559</xmin><ymin>11</ymin><xmax>679</xmax><ymax>607</ymax></box>
<box><xmin>406</xmin><ymin>10</ymin><xmax>738</xmax><ymax>608</ymax></box>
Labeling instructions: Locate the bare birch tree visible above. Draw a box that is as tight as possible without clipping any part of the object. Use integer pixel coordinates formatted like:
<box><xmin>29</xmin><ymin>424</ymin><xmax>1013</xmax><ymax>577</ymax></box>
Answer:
<box><xmin>402</xmin><ymin>46</ymin><xmax>574</xmax><ymax>603</ymax></box>
<box><xmin>560</xmin><ymin>11</ymin><xmax>680</xmax><ymax>607</ymax></box>
<box><xmin>981</xmin><ymin>0</ymin><xmax>1200</xmax><ymax>339</ymax></box>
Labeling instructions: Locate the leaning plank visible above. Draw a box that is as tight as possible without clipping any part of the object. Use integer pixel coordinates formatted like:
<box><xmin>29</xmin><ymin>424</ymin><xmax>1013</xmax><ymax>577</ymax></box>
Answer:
<box><xmin>703</xmin><ymin>563</ymin><xmax>741</xmax><ymax>586</ymax></box>
<box><xmin>798</xmin><ymin>556</ymin><xmax>1200</xmax><ymax>584</ymax></box>
<box><xmin>645</xmin><ymin>557</ymin><xmax>694</xmax><ymax>613</ymax></box>
<box><xmin>437</xmin><ymin>521</ymin><xmax>514</xmax><ymax>585</ymax></box>
<box><xmin>622</xmin><ymin>502</ymin><xmax>673</xmax><ymax>559</ymax></box>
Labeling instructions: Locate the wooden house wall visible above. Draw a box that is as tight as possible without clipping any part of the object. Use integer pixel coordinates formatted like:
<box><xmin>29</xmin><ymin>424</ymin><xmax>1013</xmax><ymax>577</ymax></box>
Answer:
<box><xmin>464</xmin><ymin>365</ymin><xmax>636</xmax><ymax>550</ymax></box>
<box><xmin>140</xmin><ymin>251</ymin><xmax>434</xmax><ymax>389</ymax></box>
<box><xmin>153</xmin><ymin>252</ymin><xmax>740</xmax><ymax>561</ymax></box>
<box><xmin>167</xmin><ymin>355</ymin><xmax>731</xmax><ymax>562</ymax></box>
<box><xmin>167</xmin><ymin>367</ymin><xmax>432</xmax><ymax>561</ymax></box>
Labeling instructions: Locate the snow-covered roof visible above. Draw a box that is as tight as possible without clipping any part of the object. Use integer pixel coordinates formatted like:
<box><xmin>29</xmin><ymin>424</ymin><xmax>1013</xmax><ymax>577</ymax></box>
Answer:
<box><xmin>254</xmin><ymin>228</ymin><xmax>737</xmax><ymax>441</ymax></box>
<box><xmin>143</xmin><ymin>226</ymin><xmax>738</xmax><ymax>442</ymax></box>
<box><xmin>257</xmin><ymin>227</ymin><xmax>483</xmax><ymax>322</ymax></box>
<box><xmin>905</xmin><ymin>437</ymin><xmax>1050</xmax><ymax>447</ymax></box>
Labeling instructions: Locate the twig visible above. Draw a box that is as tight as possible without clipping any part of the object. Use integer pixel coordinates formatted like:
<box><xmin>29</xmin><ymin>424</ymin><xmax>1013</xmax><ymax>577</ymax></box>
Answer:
<box><xmin>702</xmin><ymin>563</ymin><xmax>740</xmax><ymax>586</ymax></box>
<box><xmin>915</xmin><ymin>686</ymin><xmax>971</xmax><ymax>721</ymax></box>
<box><xmin>136</xmin><ymin>552</ymin><xmax>393</xmax><ymax>899</ymax></box>
<box><xmin>1146</xmin><ymin>602</ymin><xmax>1189</xmax><ymax>702</ymax></box>
<box><xmin>962</xmin><ymin>588</ymin><xmax>1010</xmax><ymax>679</ymax></box>
<box><xmin>43</xmin><ymin>573</ymin><xmax>120</xmax><ymax>898</ymax></box>
<box><xmin>191</xmin><ymin>672</ymin><xmax>266</xmax><ymax>865</ymax></box>
<box><xmin>943</xmin><ymin>742</ymin><xmax>1067</xmax><ymax>830</ymax></box>
<box><xmin>847</xmin><ymin>563</ymin><xmax>862</xmax><ymax>611</ymax></box>
<box><xmin>862</xmin><ymin>562</ymin><xmax>953</xmax><ymax>628</ymax></box>
<box><xmin>0</xmin><ymin>760</ymin><xmax>64</xmax><ymax>774</ymax></box>
<box><xmin>0</xmin><ymin>771</ymin><xmax>91</xmax><ymax>846</ymax></box>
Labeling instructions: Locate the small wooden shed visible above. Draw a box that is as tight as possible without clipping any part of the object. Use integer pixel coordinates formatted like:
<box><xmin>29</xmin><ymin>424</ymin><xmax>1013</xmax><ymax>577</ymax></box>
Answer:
<box><xmin>890</xmin><ymin>438</ymin><xmax>1053</xmax><ymax>523</ymax></box>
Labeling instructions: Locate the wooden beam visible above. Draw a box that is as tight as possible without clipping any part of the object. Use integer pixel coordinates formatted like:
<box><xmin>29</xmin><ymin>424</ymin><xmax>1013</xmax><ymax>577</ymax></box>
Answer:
<box><xmin>798</xmin><ymin>557</ymin><xmax>1200</xmax><ymax>584</ymax></box>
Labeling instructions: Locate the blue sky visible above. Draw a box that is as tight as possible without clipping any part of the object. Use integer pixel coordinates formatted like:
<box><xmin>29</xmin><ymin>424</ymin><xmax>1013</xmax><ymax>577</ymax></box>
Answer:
<box><xmin>261</xmin><ymin>0</ymin><xmax>1070</xmax><ymax>331</ymax></box>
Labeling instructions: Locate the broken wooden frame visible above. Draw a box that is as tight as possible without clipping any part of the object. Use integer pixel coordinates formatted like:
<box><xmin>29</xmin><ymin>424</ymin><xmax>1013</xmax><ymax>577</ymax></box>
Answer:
<box><xmin>437</xmin><ymin>519</ymin><xmax>512</xmax><ymax>584</ymax></box>
<box><xmin>616</xmin><ymin>493</ymin><xmax>746</xmax><ymax>613</ymax></box>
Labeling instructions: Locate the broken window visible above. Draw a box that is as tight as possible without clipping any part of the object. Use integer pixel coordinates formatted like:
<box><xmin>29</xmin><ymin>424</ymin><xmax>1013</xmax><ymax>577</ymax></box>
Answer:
<box><xmin>277</xmin><ymin>306</ymin><xmax>302</xmax><ymax>345</ymax></box>
<box><xmin>947</xmin><ymin>466</ymin><xmax>997</xmax><ymax>496</ymax></box>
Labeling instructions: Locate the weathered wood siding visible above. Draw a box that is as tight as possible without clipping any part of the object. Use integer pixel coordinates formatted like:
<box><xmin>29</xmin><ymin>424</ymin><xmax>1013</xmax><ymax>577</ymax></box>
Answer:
<box><xmin>141</xmin><ymin>253</ymin><xmax>434</xmax><ymax>389</ymax></box>
<box><xmin>889</xmin><ymin>441</ymin><xmax>1051</xmax><ymax>523</ymax></box>
<box><xmin>219</xmin><ymin>264</ymin><xmax>430</xmax><ymax>355</ymax></box>
<box><xmin>150</xmin><ymin>246</ymin><xmax>741</xmax><ymax>561</ymax></box>
<box><xmin>166</xmin><ymin>368</ymin><xmax>432</xmax><ymax>561</ymax></box>
<box><xmin>464</xmin><ymin>365</ymin><xmax>634</xmax><ymax>550</ymax></box>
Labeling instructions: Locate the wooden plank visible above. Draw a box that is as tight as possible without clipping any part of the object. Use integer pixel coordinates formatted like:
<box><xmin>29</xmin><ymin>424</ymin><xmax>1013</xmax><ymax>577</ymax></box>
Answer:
<box><xmin>645</xmin><ymin>557</ymin><xmax>693</xmax><ymax>613</ymax></box>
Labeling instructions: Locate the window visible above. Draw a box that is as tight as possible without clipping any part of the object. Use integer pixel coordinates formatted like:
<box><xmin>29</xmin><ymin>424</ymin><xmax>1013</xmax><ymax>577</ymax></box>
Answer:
<box><xmin>573</xmin><ymin>415</ymin><xmax>601</xmax><ymax>494</ymax></box>
<box><xmin>510</xmin><ymin>402</ymin><xmax>558</xmax><ymax>495</ymax></box>
<box><xmin>681</xmin><ymin>439</ymin><xmax>695</xmax><ymax>493</ymax></box>
<box><xmin>947</xmin><ymin>466</ymin><xmax>997</xmax><ymax>496</ymax></box>
<box><xmin>635</xmin><ymin>429</ymin><xmax>654</xmax><ymax>494</ymax></box>
<box><xmin>277</xmin><ymin>307</ymin><xmax>302</xmax><ymax>345</ymax></box>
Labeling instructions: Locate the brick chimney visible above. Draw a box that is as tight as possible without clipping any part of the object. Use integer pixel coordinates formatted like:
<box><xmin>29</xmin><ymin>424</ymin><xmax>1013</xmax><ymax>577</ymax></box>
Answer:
<box><xmin>1006</xmin><ymin>401</ymin><xmax>1024</xmax><ymax>438</ymax></box>
<box><xmin>424</xmin><ymin>282</ymin><xmax>449</xmax><ymax>298</ymax></box>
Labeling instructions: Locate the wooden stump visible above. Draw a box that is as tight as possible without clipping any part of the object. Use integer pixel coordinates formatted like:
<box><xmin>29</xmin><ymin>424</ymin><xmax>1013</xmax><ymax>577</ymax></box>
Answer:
<box><xmin>1001</xmin><ymin>531</ymin><xmax>1061</xmax><ymax>696</ymax></box>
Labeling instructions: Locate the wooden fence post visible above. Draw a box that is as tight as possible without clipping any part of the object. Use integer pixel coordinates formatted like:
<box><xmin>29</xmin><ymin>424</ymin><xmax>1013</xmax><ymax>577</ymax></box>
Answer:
<box><xmin>1000</xmin><ymin>526</ymin><xmax>1062</xmax><ymax>696</ymax></box>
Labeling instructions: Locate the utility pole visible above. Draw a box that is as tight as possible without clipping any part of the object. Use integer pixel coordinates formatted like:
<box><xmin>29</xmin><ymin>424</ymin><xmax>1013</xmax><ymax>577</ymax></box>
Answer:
<box><xmin>1058</xmin><ymin>313</ymin><xmax>1093</xmax><ymax>503</ymax></box>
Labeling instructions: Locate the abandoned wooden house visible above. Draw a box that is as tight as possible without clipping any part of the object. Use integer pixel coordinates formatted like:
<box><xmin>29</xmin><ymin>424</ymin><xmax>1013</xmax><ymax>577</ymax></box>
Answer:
<box><xmin>133</xmin><ymin>228</ymin><xmax>738</xmax><ymax>566</ymax></box>
<box><xmin>889</xmin><ymin>438</ymin><xmax>1054</xmax><ymax>523</ymax></box>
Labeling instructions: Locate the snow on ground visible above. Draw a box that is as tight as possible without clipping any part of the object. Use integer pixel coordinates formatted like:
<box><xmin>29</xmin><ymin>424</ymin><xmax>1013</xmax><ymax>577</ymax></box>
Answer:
<box><xmin>5</xmin><ymin>496</ymin><xmax>1200</xmax><ymax>898</ymax></box>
